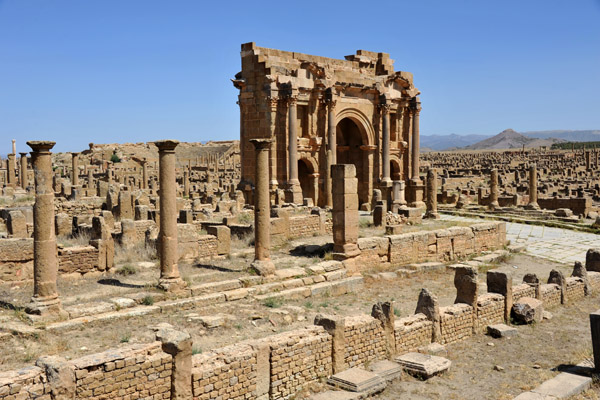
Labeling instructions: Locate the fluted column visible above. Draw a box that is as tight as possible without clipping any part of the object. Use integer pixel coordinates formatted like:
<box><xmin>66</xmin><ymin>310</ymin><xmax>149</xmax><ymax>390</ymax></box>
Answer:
<box><xmin>26</xmin><ymin>141</ymin><xmax>66</xmax><ymax>319</ymax></box>
<box><xmin>71</xmin><ymin>152</ymin><xmax>79</xmax><ymax>186</ymax></box>
<box><xmin>155</xmin><ymin>140</ymin><xmax>186</xmax><ymax>292</ymax></box>
<box><xmin>19</xmin><ymin>152</ymin><xmax>28</xmax><ymax>189</ymax></box>
<box><xmin>407</xmin><ymin>98</ymin><xmax>425</xmax><ymax>208</ymax></box>
<box><xmin>250</xmin><ymin>138</ymin><xmax>275</xmax><ymax>276</ymax></box>
<box><xmin>141</xmin><ymin>159</ymin><xmax>148</xmax><ymax>189</ymax></box>
<box><xmin>268</xmin><ymin>97</ymin><xmax>279</xmax><ymax>192</ymax></box>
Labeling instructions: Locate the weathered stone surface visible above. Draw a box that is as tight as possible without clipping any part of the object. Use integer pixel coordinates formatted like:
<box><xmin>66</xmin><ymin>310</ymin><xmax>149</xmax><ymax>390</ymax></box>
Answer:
<box><xmin>327</xmin><ymin>367</ymin><xmax>386</xmax><ymax>394</ymax></box>
<box><xmin>454</xmin><ymin>266</ymin><xmax>478</xmax><ymax>306</ymax></box>
<box><xmin>368</xmin><ymin>360</ymin><xmax>403</xmax><ymax>381</ymax></box>
<box><xmin>395</xmin><ymin>352</ymin><xmax>451</xmax><ymax>378</ymax></box>
<box><xmin>415</xmin><ymin>288</ymin><xmax>440</xmax><ymax>342</ymax></box>
<box><xmin>487</xmin><ymin>323</ymin><xmax>518</xmax><ymax>338</ymax></box>
<box><xmin>586</xmin><ymin>249</ymin><xmax>600</xmax><ymax>272</ymax></box>
<box><xmin>512</xmin><ymin>297</ymin><xmax>543</xmax><ymax>324</ymax></box>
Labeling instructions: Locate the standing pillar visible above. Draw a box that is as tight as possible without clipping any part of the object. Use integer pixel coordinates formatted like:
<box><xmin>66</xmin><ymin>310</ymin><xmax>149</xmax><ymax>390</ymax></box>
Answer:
<box><xmin>407</xmin><ymin>98</ymin><xmax>424</xmax><ymax>208</ymax></box>
<box><xmin>6</xmin><ymin>153</ymin><xmax>16</xmax><ymax>188</ymax></box>
<box><xmin>155</xmin><ymin>140</ymin><xmax>186</xmax><ymax>292</ymax></box>
<box><xmin>380</xmin><ymin>103</ymin><xmax>391</xmax><ymax>184</ymax></box>
<box><xmin>332</xmin><ymin>164</ymin><xmax>360</xmax><ymax>261</ymax></box>
<box><xmin>489</xmin><ymin>168</ymin><xmax>500</xmax><ymax>210</ymax></box>
<box><xmin>268</xmin><ymin>97</ymin><xmax>279</xmax><ymax>194</ymax></box>
<box><xmin>141</xmin><ymin>159</ymin><xmax>148</xmax><ymax>190</ymax></box>
<box><xmin>71</xmin><ymin>152</ymin><xmax>79</xmax><ymax>186</ymax></box>
<box><xmin>310</xmin><ymin>173</ymin><xmax>319</xmax><ymax>206</ymax></box>
<box><xmin>19</xmin><ymin>152</ymin><xmax>28</xmax><ymax>189</ymax></box>
<box><xmin>183</xmin><ymin>169</ymin><xmax>190</xmax><ymax>198</ymax></box>
<box><xmin>527</xmin><ymin>163</ymin><xmax>540</xmax><ymax>209</ymax></box>
<box><xmin>250</xmin><ymin>139</ymin><xmax>275</xmax><ymax>276</ymax></box>
<box><xmin>26</xmin><ymin>141</ymin><xmax>66</xmax><ymax>319</ymax></box>
<box><xmin>12</xmin><ymin>139</ymin><xmax>16</xmax><ymax>155</ymax></box>
<box><xmin>287</xmin><ymin>96</ymin><xmax>302</xmax><ymax>204</ymax></box>
<box><xmin>586</xmin><ymin>151</ymin><xmax>591</xmax><ymax>171</ymax></box>
<box><xmin>324</xmin><ymin>96</ymin><xmax>337</xmax><ymax>208</ymax></box>
<box><xmin>591</xmin><ymin>310</ymin><xmax>600</xmax><ymax>372</ymax></box>
<box><xmin>425</xmin><ymin>168</ymin><xmax>440</xmax><ymax>219</ymax></box>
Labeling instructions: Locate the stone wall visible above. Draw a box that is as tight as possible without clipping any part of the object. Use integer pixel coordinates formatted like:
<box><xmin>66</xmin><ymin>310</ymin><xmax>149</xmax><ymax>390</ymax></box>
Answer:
<box><xmin>58</xmin><ymin>246</ymin><xmax>99</xmax><ymax>275</ymax></box>
<box><xmin>394</xmin><ymin>314</ymin><xmax>433</xmax><ymax>354</ymax></box>
<box><xmin>360</xmin><ymin>222</ymin><xmax>506</xmax><ymax>268</ymax></box>
<box><xmin>196</xmin><ymin>235</ymin><xmax>219</xmax><ymax>260</ymax></box>
<box><xmin>512</xmin><ymin>283</ymin><xmax>536</xmax><ymax>303</ymax></box>
<box><xmin>537</xmin><ymin>197</ymin><xmax>592</xmax><ymax>216</ymax></box>
<box><xmin>475</xmin><ymin>293</ymin><xmax>504</xmax><ymax>333</ymax></box>
<box><xmin>565</xmin><ymin>277</ymin><xmax>586</xmax><ymax>302</ymax></box>
<box><xmin>267</xmin><ymin>327</ymin><xmax>332</xmax><ymax>399</ymax></box>
<box><xmin>343</xmin><ymin>315</ymin><xmax>386</xmax><ymax>369</ymax></box>
<box><xmin>288</xmin><ymin>215</ymin><xmax>321</xmax><ymax>238</ymax></box>
<box><xmin>192</xmin><ymin>343</ymin><xmax>257</xmax><ymax>400</ymax></box>
<box><xmin>0</xmin><ymin>239</ymin><xmax>105</xmax><ymax>282</ymax></box>
<box><xmin>540</xmin><ymin>284</ymin><xmax>562</xmax><ymax>308</ymax></box>
<box><xmin>439</xmin><ymin>304</ymin><xmax>474</xmax><ymax>345</ymax></box>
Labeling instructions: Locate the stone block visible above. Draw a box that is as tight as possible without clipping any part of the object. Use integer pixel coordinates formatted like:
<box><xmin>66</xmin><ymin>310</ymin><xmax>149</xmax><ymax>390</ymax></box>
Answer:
<box><xmin>512</xmin><ymin>297</ymin><xmax>543</xmax><ymax>324</ymax></box>
<box><xmin>395</xmin><ymin>352</ymin><xmax>451</xmax><ymax>379</ymax></box>
<box><xmin>487</xmin><ymin>323</ymin><xmax>517</xmax><ymax>338</ymax></box>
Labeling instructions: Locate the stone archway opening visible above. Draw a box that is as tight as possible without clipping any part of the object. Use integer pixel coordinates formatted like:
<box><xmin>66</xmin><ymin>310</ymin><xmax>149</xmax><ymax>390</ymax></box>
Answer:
<box><xmin>336</xmin><ymin>117</ymin><xmax>368</xmax><ymax>205</ymax></box>
<box><xmin>391</xmin><ymin>159</ymin><xmax>402</xmax><ymax>181</ymax></box>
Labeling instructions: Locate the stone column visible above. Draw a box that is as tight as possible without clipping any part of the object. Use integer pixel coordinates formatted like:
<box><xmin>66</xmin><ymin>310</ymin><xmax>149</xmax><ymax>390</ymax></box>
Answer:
<box><xmin>407</xmin><ymin>98</ymin><xmax>424</xmax><ymax>208</ymax></box>
<box><xmin>380</xmin><ymin>103</ymin><xmax>391</xmax><ymax>184</ymax></box>
<box><xmin>183</xmin><ymin>169</ymin><xmax>190</xmax><ymax>198</ymax></box>
<box><xmin>489</xmin><ymin>168</ymin><xmax>499</xmax><ymax>210</ymax></box>
<box><xmin>324</xmin><ymin>98</ymin><xmax>336</xmax><ymax>208</ymax></box>
<box><xmin>19</xmin><ymin>152</ymin><xmax>28</xmax><ymax>189</ymax></box>
<box><xmin>7</xmin><ymin>153</ymin><xmax>16</xmax><ymax>188</ymax></box>
<box><xmin>526</xmin><ymin>163</ymin><xmax>539</xmax><ymax>209</ymax></box>
<box><xmin>586</xmin><ymin>151</ymin><xmax>591</xmax><ymax>171</ymax></box>
<box><xmin>332</xmin><ymin>164</ymin><xmax>360</xmax><ymax>260</ymax></box>
<box><xmin>310</xmin><ymin>172</ymin><xmax>319</xmax><ymax>206</ymax></box>
<box><xmin>155</xmin><ymin>140</ymin><xmax>186</xmax><ymax>292</ymax></box>
<box><xmin>12</xmin><ymin>139</ymin><xmax>16</xmax><ymax>155</ymax></box>
<box><xmin>141</xmin><ymin>159</ymin><xmax>148</xmax><ymax>189</ymax></box>
<box><xmin>268</xmin><ymin>97</ymin><xmax>279</xmax><ymax>192</ymax></box>
<box><xmin>250</xmin><ymin>139</ymin><xmax>275</xmax><ymax>276</ymax></box>
<box><xmin>392</xmin><ymin>180</ymin><xmax>407</xmax><ymax>212</ymax></box>
<box><xmin>71</xmin><ymin>152</ymin><xmax>79</xmax><ymax>186</ymax></box>
<box><xmin>26</xmin><ymin>141</ymin><xmax>66</xmax><ymax>319</ymax></box>
<box><xmin>425</xmin><ymin>168</ymin><xmax>440</xmax><ymax>219</ymax></box>
<box><xmin>287</xmin><ymin>96</ymin><xmax>302</xmax><ymax>204</ymax></box>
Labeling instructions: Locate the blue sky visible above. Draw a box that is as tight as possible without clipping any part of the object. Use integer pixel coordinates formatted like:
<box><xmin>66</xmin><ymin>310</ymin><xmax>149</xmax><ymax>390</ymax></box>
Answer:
<box><xmin>1</xmin><ymin>0</ymin><xmax>599</xmax><ymax>155</ymax></box>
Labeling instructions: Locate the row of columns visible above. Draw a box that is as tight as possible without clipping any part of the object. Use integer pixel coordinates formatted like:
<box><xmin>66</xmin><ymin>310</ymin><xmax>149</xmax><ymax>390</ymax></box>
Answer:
<box><xmin>24</xmin><ymin>139</ymin><xmax>187</xmax><ymax>320</ymax></box>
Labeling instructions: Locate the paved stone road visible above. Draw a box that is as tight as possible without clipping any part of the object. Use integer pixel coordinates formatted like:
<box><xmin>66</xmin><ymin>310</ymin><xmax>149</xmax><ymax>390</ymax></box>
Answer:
<box><xmin>442</xmin><ymin>215</ymin><xmax>598</xmax><ymax>265</ymax></box>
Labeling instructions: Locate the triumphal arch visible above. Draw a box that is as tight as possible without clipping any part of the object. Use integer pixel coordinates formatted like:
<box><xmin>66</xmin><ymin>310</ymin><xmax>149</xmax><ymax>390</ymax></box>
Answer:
<box><xmin>232</xmin><ymin>42</ymin><xmax>423</xmax><ymax>209</ymax></box>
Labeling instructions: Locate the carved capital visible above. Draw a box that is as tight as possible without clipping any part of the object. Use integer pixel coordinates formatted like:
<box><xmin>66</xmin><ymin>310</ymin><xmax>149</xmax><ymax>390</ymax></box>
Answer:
<box><xmin>287</xmin><ymin>96</ymin><xmax>298</xmax><ymax>106</ymax></box>
<box><xmin>266</xmin><ymin>96</ymin><xmax>279</xmax><ymax>111</ymax></box>
<box><xmin>379</xmin><ymin>104</ymin><xmax>391</xmax><ymax>114</ymax></box>
<box><xmin>326</xmin><ymin>99</ymin><xmax>337</xmax><ymax>112</ymax></box>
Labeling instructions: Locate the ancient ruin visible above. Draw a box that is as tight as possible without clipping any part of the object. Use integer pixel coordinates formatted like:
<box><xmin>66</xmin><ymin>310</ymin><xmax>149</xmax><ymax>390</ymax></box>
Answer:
<box><xmin>1</xmin><ymin>43</ymin><xmax>599</xmax><ymax>400</ymax></box>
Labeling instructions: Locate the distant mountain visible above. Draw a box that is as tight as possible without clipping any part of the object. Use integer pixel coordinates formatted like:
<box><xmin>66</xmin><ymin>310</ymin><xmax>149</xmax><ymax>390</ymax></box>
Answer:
<box><xmin>420</xmin><ymin>133</ymin><xmax>489</xmax><ymax>150</ymax></box>
<box><xmin>523</xmin><ymin>130</ymin><xmax>600</xmax><ymax>142</ymax></box>
<box><xmin>464</xmin><ymin>129</ymin><xmax>564</xmax><ymax>150</ymax></box>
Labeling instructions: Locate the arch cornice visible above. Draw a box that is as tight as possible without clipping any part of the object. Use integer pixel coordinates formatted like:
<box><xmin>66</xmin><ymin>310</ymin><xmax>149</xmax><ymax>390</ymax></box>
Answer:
<box><xmin>335</xmin><ymin>107</ymin><xmax>375</xmax><ymax>147</ymax></box>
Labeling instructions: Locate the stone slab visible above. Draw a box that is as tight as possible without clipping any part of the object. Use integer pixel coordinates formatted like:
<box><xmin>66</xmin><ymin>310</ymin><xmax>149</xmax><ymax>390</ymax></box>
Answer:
<box><xmin>531</xmin><ymin>372</ymin><xmax>592</xmax><ymax>398</ymax></box>
<box><xmin>368</xmin><ymin>360</ymin><xmax>403</xmax><ymax>381</ymax></box>
<box><xmin>395</xmin><ymin>352</ymin><xmax>451</xmax><ymax>378</ymax></box>
<box><xmin>513</xmin><ymin>392</ymin><xmax>557</xmax><ymax>400</ymax></box>
<box><xmin>310</xmin><ymin>391</ymin><xmax>363</xmax><ymax>400</ymax></box>
<box><xmin>327</xmin><ymin>367</ymin><xmax>386</xmax><ymax>394</ymax></box>
<box><xmin>487</xmin><ymin>324</ymin><xmax>518</xmax><ymax>338</ymax></box>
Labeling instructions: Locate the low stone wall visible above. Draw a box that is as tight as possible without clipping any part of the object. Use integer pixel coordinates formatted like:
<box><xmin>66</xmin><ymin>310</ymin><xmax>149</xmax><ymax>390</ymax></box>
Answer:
<box><xmin>394</xmin><ymin>314</ymin><xmax>433</xmax><ymax>354</ymax></box>
<box><xmin>0</xmin><ymin>239</ymin><xmax>105</xmax><ymax>282</ymax></box>
<box><xmin>0</xmin><ymin>342</ymin><xmax>171</xmax><ymax>400</ymax></box>
<box><xmin>343</xmin><ymin>315</ymin><xmax>386</xmax><ymax>369</ymax></box>
<box><xmin>0</xmin><ymin>238</ymin><xmax>33</xmax><ymax>282</ymax></box>
<box><xmin>538</xmin><ymin>197</ymin><xmax>591</xmax><ymax>217</ymax></box>
<box><xmin>197</xmin><ymin>235</ymin><xmax>219</xmax><ymax>260</ymax></box>
<box><xmin>192</xmin><ymin>343</ymin><xmax>258</xmax><ymax>400</ymax></box>
<box><xmin>566</xmin><ymin>277</ymin><xmax>586</xmax><ymax>302</ymax></box>
<box><xmin>58</xmin><ymin>245</ymin><xmax>99</xmax><ymax>275</ymax></box>
<box><xmin>540</xmin><ymin>284</ymin><xmax>562</xmax><ymax>308</ymax></box>
<box><xmin>476</xmin><ymin>293</ymin><xmax>504</xmax><ymax>333</ymax></box>
<box><xmin>439</xmin><ymin>304</ymin><xmax>474</xmax><ymax>345</ymax></box>
<box><xmin>267</xmin><ymin>327</ymin><xmax>332</xmax><ymax>399</ymax></box>
<box><xmin>288</xmin><ymin>214</ymin><xmax>321</xmax><ymax>238</ymax></box>
<box><xmin>351</xmin><ymin>222</ymin><xmax>505</xmax><ymax>270</ymax></box>
<box><xmin>512</xmin><ymin>283</ymin><xmax>536</xmax><ymax>303</ymax></box>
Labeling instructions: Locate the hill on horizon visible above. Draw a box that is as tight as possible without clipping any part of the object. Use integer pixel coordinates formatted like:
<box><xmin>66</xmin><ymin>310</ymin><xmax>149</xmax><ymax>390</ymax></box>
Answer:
<box><xmin>463</xmin><ymin>129</ymin><xmax>564</xmax><ymax>150</ymax></box>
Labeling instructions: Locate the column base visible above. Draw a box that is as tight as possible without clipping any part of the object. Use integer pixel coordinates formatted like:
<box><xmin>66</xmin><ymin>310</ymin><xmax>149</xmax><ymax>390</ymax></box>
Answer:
<box><xmin>488</xmin><ymin>202</ymin><xmax>500</xmax><ymax>211</ymax></box>
<box><xmin>407</xmin><ymin>180</ymin><xmax>425</xmax><ymax>209</ymax></box>
<box><xmin>333</xmin><ymin>243</ymin><xmax>361</xmax><ymax>260</ymax></box>
<box><xmin>158</xmin><ymin>277</ymin><xmax>188</xmax><ymax>292</ymax></box>
<box><xmin>251</xmin><ymin>259</ymin><xmax>275</xmax><ymax>277</ymax></box>
<box><xmin>26</xmin><ymin>296</ymin><xmax>68</xmax><ymax>322</ymax></box>
<box><xmin>525</xmin><ymin>203</ymin><xmax>540</xmax><ymax>210</ymax></box>
<box><xmin>424</xmin><ymin>211</ymin><xmax>441</xmax><ymax>220</ymax></box>
<box><xmin>285</xmin><ymin>183</ymin><xmax>303</xmax><ymax>204</ymax></box>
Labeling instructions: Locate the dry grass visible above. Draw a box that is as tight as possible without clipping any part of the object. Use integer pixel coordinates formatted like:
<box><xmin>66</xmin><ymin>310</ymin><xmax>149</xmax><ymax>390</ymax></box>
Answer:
<box><xmin>114</xmin><ymin>242</ymin><xmax>157</xmax><ymax>264</ymax></box>
<box><xmin>57</xmin><ymin>231</ymin><xmax>91</xmax><ymax>248</ymax></box>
